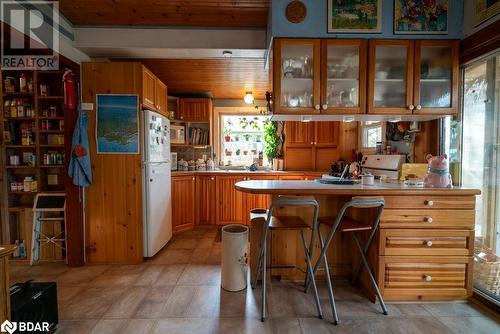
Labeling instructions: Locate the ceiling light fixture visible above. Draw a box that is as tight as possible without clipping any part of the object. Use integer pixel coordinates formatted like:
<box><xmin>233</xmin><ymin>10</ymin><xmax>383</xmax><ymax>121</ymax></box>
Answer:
<box><xmin>244</xmin><ymin>91</ymin><xmax>254</xmax><ymax>105</ymax></box>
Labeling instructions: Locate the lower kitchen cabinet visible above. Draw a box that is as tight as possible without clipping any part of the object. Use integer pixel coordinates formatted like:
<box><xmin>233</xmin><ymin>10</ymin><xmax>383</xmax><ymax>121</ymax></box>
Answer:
<box><xmin>196</xmin><ymin>175</ymin><xmax>216</xmax><ymax>225</ymax></box>
<box><xmin>215</xmin><ymin>175</ymin><xmax>246</xmax><ymax>225</ymax></box>
<box><xmin>171</xmin><ymin>175</ymin><xmax>196</xmax><ymax>232</ymax></box>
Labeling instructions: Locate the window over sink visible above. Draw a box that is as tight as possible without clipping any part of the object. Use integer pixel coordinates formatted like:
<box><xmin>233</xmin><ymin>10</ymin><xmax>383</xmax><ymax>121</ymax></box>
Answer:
<box><xmin>220</xmin><ymin>115</ymin><xmax>270</xmax><ymax>167</ymax></box>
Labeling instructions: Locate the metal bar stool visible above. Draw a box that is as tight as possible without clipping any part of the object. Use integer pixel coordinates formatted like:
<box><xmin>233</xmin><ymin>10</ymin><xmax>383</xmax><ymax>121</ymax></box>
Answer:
<box><xmin>251</xmin><ymin>197</ymin><xmax>323</xmax><ymax>322</ymax></box>
<box><xmin>306</xmin><ymin>196</ymin><xmax>388</xmax><ymax>325</ymax></box>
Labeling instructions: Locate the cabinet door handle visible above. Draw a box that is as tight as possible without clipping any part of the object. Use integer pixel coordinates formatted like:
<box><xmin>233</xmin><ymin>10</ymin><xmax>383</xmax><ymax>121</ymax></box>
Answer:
<box><xmin>409</xmin><ymin>104</ymin><xmax>415</xmax><ymax>111</ymax></box>
<box><xmin>425</xmin><ymin>240</ymin><xmax>433</xmax><ymax>247</ymax></box>
<box><xmin>322</xmin><ymin>104</ymin><xmax>328</xmax><ymax>110</ymax></box>
<box><xmin>310</xmin><ymin>141</ymin><xmax>314</xmax><ymax>145</ymax></box>
<box><xmin>416</xmin><ymin>104</ymin><xmax>422</xmax><ymax>111</ymax></box>
<box><xmin>315</xmin><ymin>104</ymin><xmax>321</xmax><ymax>110</ymax></box>
<box><xmin>192</xmin><ymin>177</ymin><xmax>195</xmax><ymax>181</ymax></box>
<box><xmin>423</xmin><ymin>275</ymin><xmax>432</xmax><ymax>282</ymax></box>
<box><xmin>424</xmin><ymin>217</ymin><xmax>433</xmax><ymax>223</ymax></box>
<box><xmin>210</xmin><ymin>177</ymin><xmax>215</xmax><ymax>181</ymax></box>
<box><xmin>424</xmin><ymin>200</ymin><xmax>434</xmax><ymax>206</ymax></box>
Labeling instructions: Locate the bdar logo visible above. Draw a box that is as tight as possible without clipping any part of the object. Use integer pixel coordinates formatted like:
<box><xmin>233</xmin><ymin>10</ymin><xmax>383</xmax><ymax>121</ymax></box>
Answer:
<box><xmin>0</xmin><ymin>320</ymin><xmax>17</xmax><ymax>334</ymax></box>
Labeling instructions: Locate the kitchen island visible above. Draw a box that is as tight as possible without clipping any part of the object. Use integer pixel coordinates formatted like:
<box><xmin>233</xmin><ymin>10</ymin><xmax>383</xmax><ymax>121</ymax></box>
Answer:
<box><xmin>236</xmin><ymin>179</ymin><xmax>481</xmax><ymax>302</ymax></box>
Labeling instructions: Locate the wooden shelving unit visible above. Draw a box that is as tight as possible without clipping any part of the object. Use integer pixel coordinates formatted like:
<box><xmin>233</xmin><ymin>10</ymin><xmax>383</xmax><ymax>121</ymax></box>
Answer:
<box><xmin>0</xmin><ymin>69</ymin><xmax>68</xmax><ymax>261</ymax></box>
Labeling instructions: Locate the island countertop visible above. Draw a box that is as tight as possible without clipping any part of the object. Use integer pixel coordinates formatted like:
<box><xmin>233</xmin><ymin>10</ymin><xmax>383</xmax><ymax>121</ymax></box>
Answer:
<box><xmin>235</xmin><ymin>180</ymin><xmax>481</xmax><ymax>196</ymax></box>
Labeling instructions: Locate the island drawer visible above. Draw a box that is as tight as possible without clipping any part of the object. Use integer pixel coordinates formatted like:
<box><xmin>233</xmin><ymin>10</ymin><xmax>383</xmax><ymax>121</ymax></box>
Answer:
<box><xmin>383</xmin><ymin>196</ymin><xmax>475</xmax><ymax>210</ymax></box>
<box><xmin>378</xmin><ymin>256</ymin><xmax>473</xmax><ymax>301</ymax></box>
<box><xmin>379</xmin><ymin>229</ymin><xmax>474</xmax><ymax>256</ymax></box>
<box><xmin>380</xmin><ymin>209</ymin><xmax>474</xmax><ymax>229</ymax></box>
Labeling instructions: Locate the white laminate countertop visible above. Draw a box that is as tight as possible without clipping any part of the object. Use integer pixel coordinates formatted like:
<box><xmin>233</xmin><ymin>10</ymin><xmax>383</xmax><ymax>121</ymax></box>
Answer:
<box><xmin>235</xmin><ymin>180</ymin><xmax>481</xmax><ymax>196</ymax></box>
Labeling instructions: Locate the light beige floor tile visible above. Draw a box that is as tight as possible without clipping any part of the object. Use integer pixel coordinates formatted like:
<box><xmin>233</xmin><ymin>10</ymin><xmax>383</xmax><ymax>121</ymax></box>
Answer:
<box><xmin>89</xmin><ymin>319</ymin><xmax>125</xmax><ymax>334</ymax></box>
<box><xmin>58</xmin><ymin>286</ymin><xmax>85</xmax><ymax>304</ymax></box>
<box><xmin>57</xmin><ymin>265</ymin><xmax>110</xmax><ymax>285</ymax></box>
<box><xmin>186</xmin><ymin>285</ymin><xmax>221</xmax><ymax>317</ymax></box>
<box><xmin>189</xmin><ymin>247</ymin><xmax>212</xmax><ymax>264</ymax></box>
<box><xmin>153</xmin><ymin>318</ymin><xmax>217</xmax><ymax>334</ymax></box>
<box><xmin>55</xmin><ymin>320</ymin><xmax>97</xmax><ymax>334</ymax></box>
<box><xmin>298</xmin><ymin>317</ymin><xmax>336</xmax><ymax>334</ymax></box>
<box><xmin>392</xmin><ymin>304</ymin><xmax>433</xmax><ymax>317</ymax></box>
<box><xmin>122</xmin><ymin>319</ymin><xmax>157</xmax><ymax>334</ymax></box>
<box><xmin>149</xmin><ymin>249</ymin><xmax>193</xmax><ymax>264</ymax></box>
<box><xmin>168</xmin><ymin>238</ymin><xmax>198</xmax><ymax>249</ymax></box>
<box><xmin>160</xmin><ymin>285</ymin><xmax>199</xmax><ymax>317</ymax></box>
<box><xmin>152</xmin><ymin>264</ymin><xmax>185</xmax><ymax>286</ymax></box>
<box><xmin>215</xmin><ymin>318</ymin><xmax>272</xmax><ymax>334</ymax></box>
<box><xmin>437</xmin><ymin>316</ymin><xmax>500</xmax><ymax>334</ymax></box>
<box><xmin>386</xmin><ymin>317</ymin><xmax>453</xmax><ymax>334</ymax></box>
<box><xmin>103</xmin><ymin>286</ymin><xmax>148</xmax><ymax>319</ymax></box>
<box><xmin>89</xmin><ymin>273</ymin><xmax>140</xmax><ymax>287</ymax></box>
<box><xmin>133</xmin><ymin>265</ymin><xmax>164</xmax><ymax>286</ymax></box>
<box><xmin>219</xmin><ymin>287</ymin><xmax>259</xmax><ymax>318</ymax></box>
<box><xmin>421</xmin><ymin>302</ymin><xmax>487</xmax><ymax>317</ymax></box>
<box><xmin>103</xmin><ymin>265</ymin><xmax>145</xmax><ymax>275</ymax></box>
<box><xmin>134</xmin><ymin>286</ymin><xmax>174</xmax><ymax>318</ymax></box>
<box><xmin>205</xmin><ymin>248</ymin><xmax>222</xmax><ymax>264</ymax></box>
<box><xmin>268</xmin><ymin>285</ymin><xmax>296</xmax><ymax>318</ymax></box>
<box><xmin>270</xmin><ymin>318</ymin><xmax>302</xmax><ymax>334</ymax></box>
<box><xmin>60</xmin><ymin>287</ymin><xmax>124</xmax><ymax>320</ymax></box>
<box><xmin>177</xmin><ymin>264</ymin><xmax>220</xmax><ymax>285</ymax></box>
<box><xmin>196</xmin><ymin>237</ymin><xmax>215</xmax><ymax>249</ymax></box>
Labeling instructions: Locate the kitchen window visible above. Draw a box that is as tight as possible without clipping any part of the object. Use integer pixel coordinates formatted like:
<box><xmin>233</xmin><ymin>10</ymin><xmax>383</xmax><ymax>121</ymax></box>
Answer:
<box><xmin>220</xmin><ymin>115</ymin><xmax>270</xmax><ymax>166</ymax></box>
<box><xmin>443</xmin><ymin>50</ymin><xmax>500</xmax><ymax>304</ymax></box>
<box><xmin>361</xmin><ymin>121</ymin><xmax>383</xmax><ymax>150</ymax></box>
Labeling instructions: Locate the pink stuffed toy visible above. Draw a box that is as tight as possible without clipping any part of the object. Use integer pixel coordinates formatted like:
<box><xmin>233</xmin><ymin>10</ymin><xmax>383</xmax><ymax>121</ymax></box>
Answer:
<box><xmin>424</xmin><ymin>154</ymin><xmax>453</xmax><ymax>188</ymax></box>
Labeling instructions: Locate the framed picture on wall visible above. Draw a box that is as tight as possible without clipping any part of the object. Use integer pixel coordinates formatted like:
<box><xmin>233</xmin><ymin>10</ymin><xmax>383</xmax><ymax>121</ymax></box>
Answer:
<box><xmin>474</xmin><ymin>0</ymin><xmax>500</xmax><ymax>26</ymax></box>
<box><xmin>394</xmin><ymin>0</ymin><xmax>449</xmax><ymax>34</ymax></box>
<box><xmin>327</xmin><ymin>0</ymin><xmax>382</xmax><ymax>33</ymax></box>
<box><xmin>96</xmin><ymin>94</ymin><xmax>140</xmax><ymax>154</ymax></box>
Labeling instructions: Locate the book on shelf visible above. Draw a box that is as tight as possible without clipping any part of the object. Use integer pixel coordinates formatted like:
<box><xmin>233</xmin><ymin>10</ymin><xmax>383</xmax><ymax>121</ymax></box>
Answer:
<box><xmin>189</xmin><ymin>127</ymin><xmax>209</xmax><ymax>145</ymax></box>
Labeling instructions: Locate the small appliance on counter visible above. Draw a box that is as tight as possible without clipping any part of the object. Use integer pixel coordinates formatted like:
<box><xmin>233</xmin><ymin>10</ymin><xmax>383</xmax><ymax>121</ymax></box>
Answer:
<box><xmin>170</xmin><ymin>124</ymin><xmax>185</xmax><ymax>144</ymax></box>
<box><xmin>360</xmin><ymin>154</ymin><xmax>405</xmax><ymax>180</ymax></box>
<box><xmin>171</xmin><ymin>152</ymin><xmax>178</xmax><ymax>171</ymax></box>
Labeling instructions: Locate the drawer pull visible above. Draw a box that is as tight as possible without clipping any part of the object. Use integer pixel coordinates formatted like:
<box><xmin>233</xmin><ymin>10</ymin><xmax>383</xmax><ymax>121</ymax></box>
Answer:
<box><xmin>425</xmin><ymin>240</ymin><xmax>433</xmax><ymax>247</ymax></box>
<box><xmin>424</xmin><ymin>217</ymin><xmax>433</xmax><ymax>223</ymax></box>
<box><xmin>423</xmin><ymin>275</ymin><xmax>432</xmax><ymax>282</ymax></box>
<box><xmin>424</xmin><ymin>200</ymin><xmax>434</xmax><ymax>206</ymax></box>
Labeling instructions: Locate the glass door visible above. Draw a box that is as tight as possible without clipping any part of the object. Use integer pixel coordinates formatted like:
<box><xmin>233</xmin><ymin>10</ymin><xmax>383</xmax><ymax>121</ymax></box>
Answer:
<box><xmin>323</xmin><ymin>39</ymin><xmax>366</xmax><ymax>114</ymax></box>
<box><xmin>274</xmin><ymin>39</ymin><xmax>321</xmax><ymax>114</ymax></box>
<box><xmin>368</xmin><ymin>40</ymin><xmax>413</xmax><ymax>114</ymax></box>
<box><xmin>414</xmin><ymin>41</ymin><xmax>459</xmax><ymax>115</ymax></box>
<box><xmin>443</xmin><ymin>51</ymin><xmax>500</xmax><ymax>304</ymax></box>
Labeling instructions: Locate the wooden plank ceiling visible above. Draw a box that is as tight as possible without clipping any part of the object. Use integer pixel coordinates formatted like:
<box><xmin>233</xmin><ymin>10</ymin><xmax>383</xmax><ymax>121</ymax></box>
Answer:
<box><xmin>140</xmin><ymin>58</ymin><xmax>270</xmax><ymax>100</ymax></box>
<box><xmin>59</xmin><ymin>0</ymin><xmax>270</xmax><ymax>28</ymax></box>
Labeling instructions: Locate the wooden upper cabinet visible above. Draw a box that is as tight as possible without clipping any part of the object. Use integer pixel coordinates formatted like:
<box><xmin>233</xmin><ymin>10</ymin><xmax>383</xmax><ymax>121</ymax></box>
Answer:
<box><xmin>413</xmin><ymin>40</ymin><xmax>459</xmax><ymax>115</ymax></box>
<box><xmin>368</xmin><ymin>40</ymin><xmax>414</xmax><ymax>114</ymax></box>
<box><xmin>273</xmin><ymin>39</ymin><xmax>321</xmax><ymax>114</ymax></box>
<box><xmin>142</xmin><ymin>67</ymin><xmax>157</xmax><ymax>110</ymax></box>
<box><xmin>314</xmin><ymin>122</ymin><xmax>339</xmax><ymax>147</ymax></box>
<box><xmin>179</xmin><ymin>98</ymin><xmax>212</xmax><ymax>122</ymax></box>
<box><xmin>285</xmin><ymin>121</ymin><xmax>314</xmax><ymax>146</ymax></box>
<box><xmin>171</xmin><ymin>175</ymin><xmax>196</xmax><ymax>232</ymax></box>
<box><xmin>321</xmin><ymin>39</ymin><xmax>367</xmax><ymax>114</ymax></box>
<box><xmin>155</xmin><ymin>79</ymin><xmax>168</xmax><ymax>116</ymax></box>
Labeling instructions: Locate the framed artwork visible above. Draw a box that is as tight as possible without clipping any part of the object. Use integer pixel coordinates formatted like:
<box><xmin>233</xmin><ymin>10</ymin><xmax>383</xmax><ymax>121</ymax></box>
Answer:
<box><xmin>96</xmin><ymin>94</ymin><xmax>139</xmax><ymax>154</ymax></box>
<box><xmin>328</xmin><ymin>0</ymin><xmax>382</xmax><ymax>33</ymax></box>
<box><xmin>474</xmin><ymin>0</ymin><xmax>500</xmax><ymax>26</ymax></box>
<box><xmin>394</xmin><ymin>0</ymin><xmax>449</xmax><ymax>34</ymax></box>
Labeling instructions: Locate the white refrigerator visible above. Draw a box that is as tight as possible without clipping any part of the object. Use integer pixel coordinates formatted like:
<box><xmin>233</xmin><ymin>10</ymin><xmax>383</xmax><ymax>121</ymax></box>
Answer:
<box><xmin>143</xmin><ymin>110</ymin><xmax>172</xmax><ymax>257</ymax></box>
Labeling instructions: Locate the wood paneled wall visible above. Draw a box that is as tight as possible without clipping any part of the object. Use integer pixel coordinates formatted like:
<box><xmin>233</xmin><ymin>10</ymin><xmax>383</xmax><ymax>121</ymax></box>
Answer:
<box><xmin>59</xmin><ymin>0</ymin><xmax>270</xmax><ymax>28</ymax></box>
<box><xmin>81</xmin><ymin>62</ymin><xmax>144</xmax><ymax>264</ymax></box>
<box><xmin>414</xmin><ymin>120</ymin><xmax>439</xmax><ymax>163</ymax></box>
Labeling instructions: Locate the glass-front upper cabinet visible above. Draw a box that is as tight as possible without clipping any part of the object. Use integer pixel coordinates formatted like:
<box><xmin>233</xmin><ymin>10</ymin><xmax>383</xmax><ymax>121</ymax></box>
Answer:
<box><xmin>274</xmin><ymin>39</ymin><xmax>321</xmax><ymax>114</ymax></box>
<box><xmin>323</xmin><ymin>40</ymin><xmax>367</xmax><ymax>114</ymax></box>
<box><xmin>368</xmin><ymin>40</ymin><xmax>414</xmax><ymax>114</ymax></box>
<box><xmin>414</xmin><ymin>41</ymin><xmax>458</xmax><ymax>114</ymax></box>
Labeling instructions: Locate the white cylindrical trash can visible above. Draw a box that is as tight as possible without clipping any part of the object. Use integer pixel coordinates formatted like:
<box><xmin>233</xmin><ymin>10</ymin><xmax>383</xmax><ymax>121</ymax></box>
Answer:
<box><xmin>221</xmin><ymin>224</ymin><xmax>249</xmax><ymax>292</ymax></box>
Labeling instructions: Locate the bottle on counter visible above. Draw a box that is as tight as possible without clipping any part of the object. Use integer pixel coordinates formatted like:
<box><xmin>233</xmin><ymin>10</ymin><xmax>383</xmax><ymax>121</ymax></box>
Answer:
<box><xmin>18</xmin><ymin>240</ymin><xmax>26</xmax><ymax>258</ymax></box>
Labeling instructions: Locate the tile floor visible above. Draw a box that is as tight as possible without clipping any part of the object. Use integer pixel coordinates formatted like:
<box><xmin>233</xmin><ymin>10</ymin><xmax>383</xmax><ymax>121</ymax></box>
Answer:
<box><xmin>10</xmin><ymin>226</ymin><xmax>500</xmax><ymax>334</ymax></box>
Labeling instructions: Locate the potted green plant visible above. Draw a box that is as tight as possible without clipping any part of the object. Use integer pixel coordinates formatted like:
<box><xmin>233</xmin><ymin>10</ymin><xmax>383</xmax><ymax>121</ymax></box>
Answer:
<box><xmin>264</xmin><ymin>120</ymin><xmax>281</xmax><ymax>165</ymax></box>
<box><xmin>243</xmin><ymin>149</ymin><xmax>248</xmax><ymax>155</ymax></box>
<box><xmin>243</xmin><ymin>134</ymin><xmax>251</xmax><ymax>141</ymax></box>
<box><xmin>239</xmin><ymin>117</ymin><xmax>248</xmax><ymax>129</ymax></box>
<box><xmin>236</xmin><ymin>149</ymin><xmax>241</xmax><ymax>156</ymax></box>
<box><xmin>224</xmin><ymin>128</ymin><xmax>231</xmax><ymax>142</ymax></box>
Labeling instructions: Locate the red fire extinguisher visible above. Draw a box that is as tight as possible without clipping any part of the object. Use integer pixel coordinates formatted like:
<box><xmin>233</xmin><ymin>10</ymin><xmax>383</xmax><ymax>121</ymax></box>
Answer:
<box><xmin>63</xmin><ymin>69</ymin><xmax>76</xmax><ymax>110</ymax></box>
